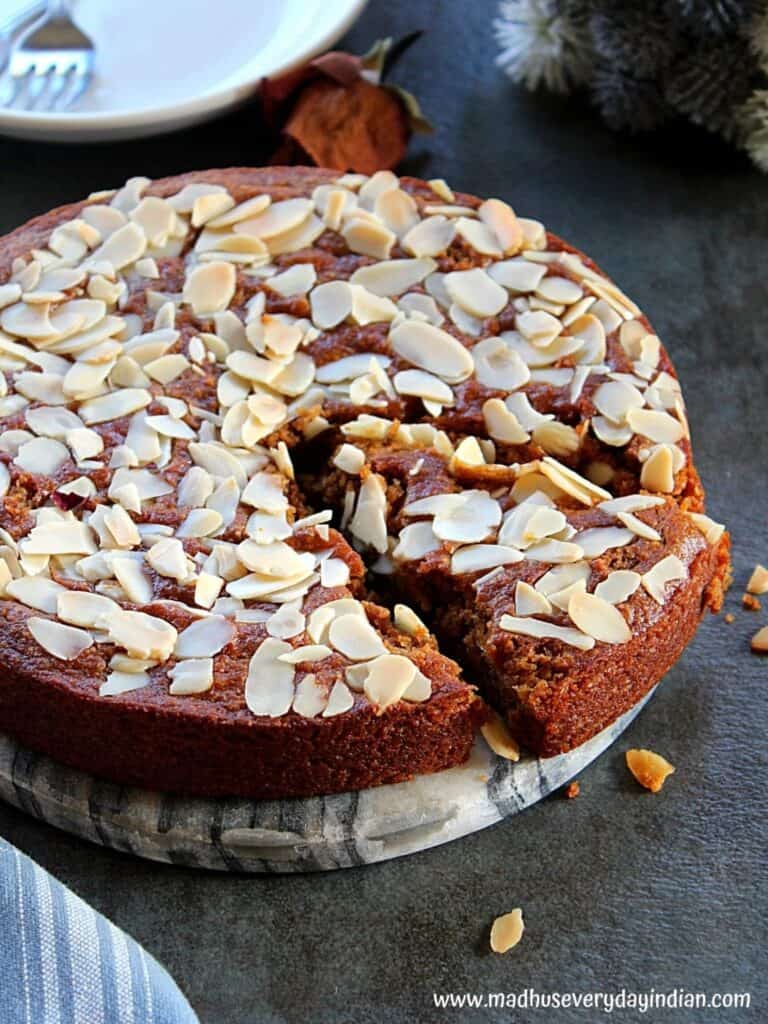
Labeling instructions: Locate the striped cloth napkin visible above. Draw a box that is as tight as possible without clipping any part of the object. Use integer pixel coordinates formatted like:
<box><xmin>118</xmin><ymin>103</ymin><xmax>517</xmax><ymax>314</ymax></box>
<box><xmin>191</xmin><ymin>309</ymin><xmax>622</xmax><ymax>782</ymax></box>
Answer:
<box><xmin>0</xmin><ymin>837</ymin><xmax>199</xmax><ymax>1024</ymax></box>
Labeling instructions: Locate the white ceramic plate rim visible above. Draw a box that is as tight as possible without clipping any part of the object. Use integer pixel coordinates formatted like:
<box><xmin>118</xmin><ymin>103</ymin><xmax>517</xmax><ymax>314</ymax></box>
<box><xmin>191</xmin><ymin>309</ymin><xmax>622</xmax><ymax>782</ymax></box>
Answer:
<box><xmin>0</xmin><ymin>0</ymin><xmax>368</xmax><ymax>136</ymax></box>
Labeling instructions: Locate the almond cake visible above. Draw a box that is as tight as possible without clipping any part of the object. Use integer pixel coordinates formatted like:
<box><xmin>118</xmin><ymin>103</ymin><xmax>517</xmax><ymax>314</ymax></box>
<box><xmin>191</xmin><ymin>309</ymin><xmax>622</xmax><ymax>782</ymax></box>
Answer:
<box><xmin>0</xmin><ymin>167</ymin><xmax>729</xmax><ymax>797</ymax></box>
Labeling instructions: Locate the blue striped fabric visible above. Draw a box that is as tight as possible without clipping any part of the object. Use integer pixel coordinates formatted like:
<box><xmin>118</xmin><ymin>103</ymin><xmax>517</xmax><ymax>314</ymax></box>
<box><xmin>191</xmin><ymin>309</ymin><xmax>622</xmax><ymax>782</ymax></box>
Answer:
<box><xmin>0</xmin><ymin>838</ymin><xmax>199</xmax><ymax>1024</ymax></box>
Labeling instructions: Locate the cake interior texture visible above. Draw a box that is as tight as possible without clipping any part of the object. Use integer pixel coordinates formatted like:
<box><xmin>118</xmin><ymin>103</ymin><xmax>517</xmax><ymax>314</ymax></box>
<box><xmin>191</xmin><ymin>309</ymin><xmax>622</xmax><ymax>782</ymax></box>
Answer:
<box><xmin>0</xmin><ymin>167</ymin><xmax>729</xmax><ymax>798</ymax></box>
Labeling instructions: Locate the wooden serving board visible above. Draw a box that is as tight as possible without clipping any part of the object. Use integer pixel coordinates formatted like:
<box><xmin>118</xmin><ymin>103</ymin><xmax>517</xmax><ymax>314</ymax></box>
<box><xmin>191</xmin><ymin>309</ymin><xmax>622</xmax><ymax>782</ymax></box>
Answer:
<box><xmin>0</xmin><ymin>693</ymin><xmax>652</xmax><ymax>873</ymax></box>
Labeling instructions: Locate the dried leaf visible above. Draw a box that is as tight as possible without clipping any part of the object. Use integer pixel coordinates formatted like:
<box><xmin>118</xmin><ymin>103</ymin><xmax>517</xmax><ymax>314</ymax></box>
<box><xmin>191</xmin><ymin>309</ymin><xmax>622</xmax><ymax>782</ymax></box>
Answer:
<box><xmin>283</xmin><ymin>77</ymin><xmax>410</xmax><ymax>174</ymax></box>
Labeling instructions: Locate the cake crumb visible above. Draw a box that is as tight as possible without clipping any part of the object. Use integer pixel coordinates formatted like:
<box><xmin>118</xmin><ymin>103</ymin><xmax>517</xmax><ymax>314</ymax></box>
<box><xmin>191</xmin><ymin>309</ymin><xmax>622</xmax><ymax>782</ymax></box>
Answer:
<box><xmin>626</xmin><ymin>749</ymin><xmax>675</xmax><ymax>793</ymax></box>
<box><xmin>751</xmin><ymin>626</ymin><xmax>768</xmax><ymax>653</ymax></box>
<box><xmin>724</xmin><ymin>613</ymin><xmax>735</xmax><ymax>624</ymax></box>
<box><xmin>742</xmin><ymin>593</ymin><xmax>761</xmax><ymax>611</ymax></box>
<box><xmin>566</xmin><ymin>781</ymin><xmax>580</xmax><ymax>799</ymax></box>
<box><xmin>747</xmin><ymin>564</ymin><xmax>768</xmax><ymax>595</ymax></box>
<box><xmin>490</xmin><ymin>908</ymin><xmax>525</xmax><ymax>953</ymax></box>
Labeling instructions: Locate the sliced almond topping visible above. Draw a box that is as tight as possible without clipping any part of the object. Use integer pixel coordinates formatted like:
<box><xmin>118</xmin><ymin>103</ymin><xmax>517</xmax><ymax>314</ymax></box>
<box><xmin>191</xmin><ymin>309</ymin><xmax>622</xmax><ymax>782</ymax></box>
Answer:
<box><xmin>540</xmin><ymin>457</ymin><xmax>611</xmax><ymax>505</ymax></box>
<box><xmin>393</xmin><ymin>603</ymin><xmax>427</xmax><ymax>636</ymax></box>
<box><xmin>234</xmin><ymin>197</ymin><xmax>312</xmax><ymax>239</ymax></box>
<box><xmin>22</xmin><ymin>521</ymin><xmax>96</xmax><ymax>556</ymax></box>
<box><xmin>389</xmin><ymin>319</ymin><xmax>474</xmax><ymax>384</ymax></box>
<box><xmin>451</xmin><ymin>544</ymin><xmax>523</xmax><ymax>575</ymax></box>
<box><xmin>87</xmin><ymin>222</ymin><xmax>147</xmax><ymax>271</ymax></box>
<box><xmin>575</xmin><ymin>527</ymin><xmax>634</xmax><ymax>558</ymax></box>
<box><xmin>107</xmin><ymin>609</ymin><xmax>177</xmax><ymax>661</ymax></box>
<box><xmin>535</xmin><ymin>561</ymin><xmax>590</xmax><ymax>596</ymax></box>
<box><xmin>444</xmin><ymin>268</ymin><xmax>508</xmax><ymax>319</ymax></box>
<box><xmin>479</xmin><ymin>198</ymin><xmax>522</xmax><ymax>255</ymax></box>
<box><xmin>28</xmin><ymin>617</ymin><xmax>93</xmax><ymax>661</ymax></box>
<box><xmin>640</xmin><ymin>443</ymin><xmax>676</xmax><ymax>493</ymax></box>
<box><xmin>402</xmin><ymin>215</ymin><xmax>456</xmax><ymax>258</ymax></box>
<box><xmin>524</xmin><ymin>539</ymin><xmax>585</xmax><ymax>563</ymax></box>
<box><xmin>471</xmin><ymin>337</ymin><xmax>530</xmax><ymax>391</ymax></box>
<box><xmin>237</xmin><ymin>540</ymin><xmax>313</xmax><ymax>579</ymax></box>
<box><xmin>191</xmin><ymin>192</ymin><xmax>236</xmax><ymax>227</ymax></box>
<box><xmin>342</xmin><ymin>217</ymin><xmax>396</xmax><ymax>260</ymax></box>
<box><xmin>482</xmin><ymin>398</ymin><xmax>529</xmax><ymax>444</ymax></box>
<box><xmin>598</xmin><ymin>494</ymin><xmax>666</xmax><ymax>515</ymax></box>
<box><xmin>183</xmin><ymin>261</ymin><xmax>237</xmax><ymax>315</ymax></box>
<box><xmin>146</xmin><ymin>538</ymin><xmax>189</xmax><ymax>581</ymax></box>
<box><xmin>747</xmin><ymin>564</ymin><xmax>768</xmax><ymax>595</ymax></box>
<box><xmin>490</xmin><ymin>909</ymin><xmax>525</xmax><ymax>954</ymax></box>
<box><xmin>642</xmin><ymin>554</ymin><xmax>687</xmax><ymax>604</ymax></box>
<box><xmin>14</xmin><ymin>437</ymin><xmax>69</xmax><ymax>476</ymax></box>
<box><xmin>310</xmin><ymin>280</ymin><xmax>353</xmax><ymax>329</ymax></box>
<box><xmin>175</xmin><ymin>615</ymin><xmax>234</xmax><ymax>658</ymax></box>
<box><xmin>568</xmin><ymin>590</ymin><xmax>631</xmax><ymax>644</ymax></box>
<box><xmin>350</xmin><ymin>258</ymin><xmax>436</xmax><ymax>297</ymax></box>
<box><xmin>626</xmin><ymin>749</ymin><xmax>675</xmax><ymax>792</ymax></box>
<box><xmin>206</xmin><ymin>194</ymin><xmax>270</xmax><ymax>228</ymax></box>
<box><xmin>687</xmin><ymin>512</ymin><xmax>726</xmax><ymax>546</ymax></box>
<box><xmin>374</xmin><ymin>187</ymin><xmax>419</xmax><ymax>237</ymax></box>
<box><xmin>322</xmin><ymin>680</ymin><xmax>355</xmax><ymax>717</ymax></box>
<box><xmin>5</xmin><ymin>576</ymin><xmax>64</xmax><ymax>613</ymax></box>
<box><xmin>432</xmin><ymin>490</ymin><xmax>502</xmax><ymax>544</ymax></box>
<box><xmin>594</xmin><ymin>570</ymin><xmax>642</xmax><ymax>605</ymax></box>
<box><xmin>195</xmin><ymin>572</ymin><xmax>224</xmax><ymax>609</ymax></box>
<box><xmin>292</xmin><ymin>674</ymin><xmax>328</xmax><ymax>718</ymax></box>
<box><xmin>349</xmin><ymin>285</ymin><xmax>398</xmax><ymax>326</ymax></box>
<box><xmin>393</xmin><ymin>368</ymin><xmax>454</xmax><ymax>405</ymax></box>
<box><xmin>100</xmin><ymin>670</ymin><xmax>151</xmax><ymax>697</ymax></box>
<box><xmin>516</xmin><ymin>309</ymin><xmax>562</xmax><ymax>348</ymax></box>
<box><xmin>455</xmin><ymin>216</ymin><xmax>502</xmax><ymax>256</ymax></box>
<box><xmin>451</xmin><ymin>436</ymin><xmax>485</xmax><ymax>467</ymax></box>
<box><xmin>392</xmin><ymin>522</ymin><xmax>441</xmax><ymax>561</ymax></box>
<box><xmin>278</xmin><ymin>644</ymin><xmax>332</xmax><ymax>665</ymax></box>
<box><xmin>480</xmin><ymin>711</ymin><xmax>521</xmax><ymax>761</ymax></box>
<box><xmin>531</xmin><ymin>420</ymin><xmax>580</xmax><ymax>457</ymax></box>
<box><xmin>617</xmin><ymin>510</ymin><xmax>661</xmax><ymax>541</ymax></box>
<box><xmin>349</xmin><ymin>473</ymin><xmax>389</xmax><ymax>554</ymax></box>
<box><xmin>499</xmin><ymin>614</ymin><xmax>595</xmax><ymax>650</ymax></box>
<box><xmin>328</xmin><ymin>613</ymin><xmax>387</xmax><ymax>661</ymax></box>
<box><xmin>751</xmin><ymin>626</ymin><xmax>768</xmax><ymax>652</ymax></box>
<box><xmin>514</xmin><ymin>580</ymin><xmax>552</xmax><ymax>616</ymax></box>
<box><xmin>112</xmin><ymin>557</ymin><xmax>153</xmax><ymax>604</ymax></box>
<box><xmin>593</xmin><ymin>380</ymin><xmax>644</xmax><ymax>423</ymax></box>
<box><xmin>333</xmin><ymin>443</ymin><xmax>366</xmax><ymax>475</ymax></box>
<box><xmin>57</xmin><ymin>590</ymin><xmax>117</xmax><ymax>628</ymax></box>
<box><xmin>169</xmin><ymin>658</ymin><xmax>214</xmax><ymax>696</ymax></box>
<box><xmin>362</xmin><ymin>653</ymin><xmax>416</xmax><ymax>710</ymax></box>
<box><xmin>320</xmin><ymin>557</ymin><xmax>350</xmax><ymax>588</ymax></box>
<box><xmin>267</xmin><ymin>263</ymin><xmax>317</xmax><ymax>297</ymax></box>
<box><xmin>245</xmin><ymin>637</ymin><xmax>295</xmax><ymax>717</ymax></box>
<box><xmin>79</xmin><ymin>387</ymin><xmax>151</xmax><ymax>425</ymax></box>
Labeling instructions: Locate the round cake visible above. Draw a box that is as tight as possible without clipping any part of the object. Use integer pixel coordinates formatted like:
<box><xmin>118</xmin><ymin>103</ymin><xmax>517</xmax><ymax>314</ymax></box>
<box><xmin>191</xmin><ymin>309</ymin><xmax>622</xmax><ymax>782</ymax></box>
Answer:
<box><xmin>0</xmin><ymin>167</ymin><xmax>729</xmax><ymax>798</ymax></box>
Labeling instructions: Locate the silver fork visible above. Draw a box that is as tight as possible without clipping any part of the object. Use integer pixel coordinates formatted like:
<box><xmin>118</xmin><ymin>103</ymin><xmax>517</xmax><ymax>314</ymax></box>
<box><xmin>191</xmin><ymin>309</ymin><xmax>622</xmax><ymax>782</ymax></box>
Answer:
<box><xmin>0</xmin><ymin>2</ymin><xmax>46</xmax><ymax>73</ymax></box>
<box><xmin>3</xmin><ymin>0</ymin><xmax>94</xmax><ymax>112</ymax></box>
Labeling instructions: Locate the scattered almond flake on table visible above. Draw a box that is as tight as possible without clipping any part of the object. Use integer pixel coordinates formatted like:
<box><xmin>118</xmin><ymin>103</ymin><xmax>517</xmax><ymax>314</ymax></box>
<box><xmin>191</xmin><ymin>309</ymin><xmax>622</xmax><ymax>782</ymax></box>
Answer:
<box><xmin>490</xmin><ymin>908</ymin><xmax>525</xmax><ymax>954</ymax></box>
<box><xmin>747</xmin><ymin>564</ymin><xmax>768</xmax><ymax>595</ymax></box>
<box><xmin>625</xmin><ymin>749</ymin><xmax>675</xmax><ymax>793</ymax></box>
<box><xmin>750</xmin><ymin>626</ymin><xmax>768</xmax><ymax>653</ymax></box>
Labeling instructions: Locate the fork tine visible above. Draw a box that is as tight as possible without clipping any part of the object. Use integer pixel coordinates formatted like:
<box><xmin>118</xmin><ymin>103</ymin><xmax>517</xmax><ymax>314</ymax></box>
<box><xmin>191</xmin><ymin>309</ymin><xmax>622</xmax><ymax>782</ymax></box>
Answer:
<box><xmin>47</xmin><ymin>63</ymin><xmax>75</xmax><ymax>111</ymax></box>
<box><xmin>3</xmin><ymin>67</ymin><xmax>33</xmax><ymax>108</ymax></box>
<box><xmin>59</xmin><ymin>65</ymin><xmax>91</xmax><ymax>111</ymax></box>
<box><xmin>22</xmin><ymin>64</ymin><xmax>52</xmax><ymax>111</ymax></box>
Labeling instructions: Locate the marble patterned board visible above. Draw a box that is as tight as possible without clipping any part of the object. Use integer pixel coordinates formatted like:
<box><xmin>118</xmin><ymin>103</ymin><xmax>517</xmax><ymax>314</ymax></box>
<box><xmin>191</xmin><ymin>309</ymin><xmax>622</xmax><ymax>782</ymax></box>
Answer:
<box><xmin>0</xmin><ymin>692</ymin><xmax>652</xmax><ymax>873</ymax></box>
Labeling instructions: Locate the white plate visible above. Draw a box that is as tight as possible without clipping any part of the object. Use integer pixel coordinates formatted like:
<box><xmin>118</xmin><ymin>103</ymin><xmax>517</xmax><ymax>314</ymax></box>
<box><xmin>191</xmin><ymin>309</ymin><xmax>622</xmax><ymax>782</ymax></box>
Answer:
<box><xmin>0</xmin><ymin>0</ymin><xmax>368</xmax><ymax>142</ymax></box>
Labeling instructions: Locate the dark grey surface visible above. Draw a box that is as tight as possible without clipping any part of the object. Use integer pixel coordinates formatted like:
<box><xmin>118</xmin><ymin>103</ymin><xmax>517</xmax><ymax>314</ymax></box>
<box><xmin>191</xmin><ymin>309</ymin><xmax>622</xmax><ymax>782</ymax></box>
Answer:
<box><xmin>0</xmin><ymin>1</ymin><xmax>766</xmax><ymax>1021</ymax></box>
